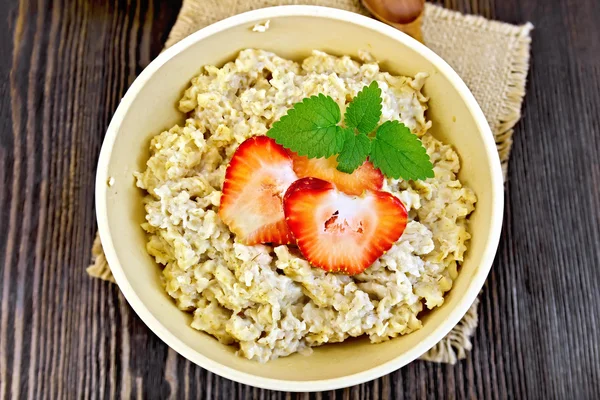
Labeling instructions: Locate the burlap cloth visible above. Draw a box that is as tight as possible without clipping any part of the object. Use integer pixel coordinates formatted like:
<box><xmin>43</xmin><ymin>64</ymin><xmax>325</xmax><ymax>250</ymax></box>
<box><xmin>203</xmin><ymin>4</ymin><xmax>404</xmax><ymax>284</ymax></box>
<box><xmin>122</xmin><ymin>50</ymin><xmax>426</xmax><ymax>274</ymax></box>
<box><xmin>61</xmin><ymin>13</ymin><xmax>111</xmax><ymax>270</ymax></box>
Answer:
<box><xmin>88</xmin><ymin>0</ymin><xmax>532</xmax><ymax>364</ymax></box>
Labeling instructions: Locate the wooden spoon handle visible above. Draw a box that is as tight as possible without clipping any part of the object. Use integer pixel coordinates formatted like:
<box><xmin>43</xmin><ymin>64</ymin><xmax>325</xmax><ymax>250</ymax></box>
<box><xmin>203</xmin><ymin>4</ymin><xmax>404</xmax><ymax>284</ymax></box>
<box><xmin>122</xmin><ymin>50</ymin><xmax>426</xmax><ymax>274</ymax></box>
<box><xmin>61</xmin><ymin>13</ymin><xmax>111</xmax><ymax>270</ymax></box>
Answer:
<box><xmin>365</xmin><ymin>0</ymin><xmax>425</xmax><ymax>24</ymax></box>
<box><xmin>361</xmin><ymin>0</ymin><xmax>425</xmax><ymax>42</ymax></box>
<box><xmin>391</xmin><ymin>14</ymin><xmax>424</xmax><ymax>43</ymax></box>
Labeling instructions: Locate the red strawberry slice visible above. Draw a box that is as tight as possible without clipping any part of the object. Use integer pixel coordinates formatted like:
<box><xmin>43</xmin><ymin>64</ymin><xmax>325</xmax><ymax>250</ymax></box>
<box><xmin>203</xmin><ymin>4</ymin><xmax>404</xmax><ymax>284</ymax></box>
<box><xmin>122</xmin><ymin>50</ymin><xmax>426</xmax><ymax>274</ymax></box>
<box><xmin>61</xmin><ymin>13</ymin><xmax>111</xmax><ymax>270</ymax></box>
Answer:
<box><xmin>283</xmin><ymin>177</ymin><xmax>408</xmax><ymax>274</ymax></box>
<box><xmin>289</xmin><ymin>153</ymin><xmax>384</xmax><ymax>196</ymax></box>
<box><xmin>219</xmin><ymin>136</ymin><xmax>298</xmax><ymax>245</ymax></box>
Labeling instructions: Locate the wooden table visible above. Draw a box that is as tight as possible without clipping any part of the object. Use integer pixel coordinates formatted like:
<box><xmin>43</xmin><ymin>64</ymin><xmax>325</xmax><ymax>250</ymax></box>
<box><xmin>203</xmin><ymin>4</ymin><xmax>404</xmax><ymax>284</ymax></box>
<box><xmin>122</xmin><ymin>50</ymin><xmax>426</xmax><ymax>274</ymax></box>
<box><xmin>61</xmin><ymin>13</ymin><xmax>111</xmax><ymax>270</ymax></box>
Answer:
<box><xmin>1</xmin><ymin>0</ymin><xmax>598</xmax><ymax>398</ymax></box>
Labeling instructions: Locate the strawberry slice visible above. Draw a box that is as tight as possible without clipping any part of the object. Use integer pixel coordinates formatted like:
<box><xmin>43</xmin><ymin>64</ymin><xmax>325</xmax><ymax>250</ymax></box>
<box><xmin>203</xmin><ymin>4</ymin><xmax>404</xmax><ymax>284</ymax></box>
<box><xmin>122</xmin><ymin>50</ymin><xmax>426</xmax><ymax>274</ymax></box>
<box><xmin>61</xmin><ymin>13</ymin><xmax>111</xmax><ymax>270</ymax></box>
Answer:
<box><xmin>289</xmin><ymin>153</ymin><xmax>384</xmax><ymax>196</ymax></box>
<box><xmin>219</xmin><ymin>136</ymin><xmax>298</xmax><ymax>245</ymax></box>
<box><xmin>283</xmin><ymin>177</ymin><xmax>408</xmax><ymax>274</ymax></box>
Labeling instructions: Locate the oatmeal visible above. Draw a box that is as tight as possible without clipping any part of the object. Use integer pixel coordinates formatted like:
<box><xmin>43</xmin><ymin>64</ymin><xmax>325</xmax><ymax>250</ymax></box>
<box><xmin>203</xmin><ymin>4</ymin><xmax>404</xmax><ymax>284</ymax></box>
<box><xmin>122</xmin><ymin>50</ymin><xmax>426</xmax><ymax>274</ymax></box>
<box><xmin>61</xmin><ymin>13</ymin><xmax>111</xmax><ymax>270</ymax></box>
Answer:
<box><xmin>135</xmin><ymin>49</ymin><xmax>477</xmax><ymax>362</ymax></box>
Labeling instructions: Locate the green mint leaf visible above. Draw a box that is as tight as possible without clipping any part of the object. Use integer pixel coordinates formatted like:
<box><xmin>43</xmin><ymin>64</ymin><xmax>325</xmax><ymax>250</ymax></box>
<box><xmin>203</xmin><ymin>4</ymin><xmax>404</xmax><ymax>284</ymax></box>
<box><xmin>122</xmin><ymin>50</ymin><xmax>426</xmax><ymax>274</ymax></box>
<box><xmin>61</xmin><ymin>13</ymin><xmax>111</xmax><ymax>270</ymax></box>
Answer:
<box><xmin>336</xmin><ymin>130</ymin><xmax>371</xmax><ymax>174</ymax></box>
<box><xmin>370</xmin><ymin>121</ymin><xmax>434</xmax><ymax>181</ymax></box>
<box><xmin>344</xmin><ymin>81</ymin><xmax>382</xmax><ymax>134</ymax></box>
<box><xmin>267</xmin><ymin>94</ymin><xmax>344</xmax><ymax>158</ymax></box>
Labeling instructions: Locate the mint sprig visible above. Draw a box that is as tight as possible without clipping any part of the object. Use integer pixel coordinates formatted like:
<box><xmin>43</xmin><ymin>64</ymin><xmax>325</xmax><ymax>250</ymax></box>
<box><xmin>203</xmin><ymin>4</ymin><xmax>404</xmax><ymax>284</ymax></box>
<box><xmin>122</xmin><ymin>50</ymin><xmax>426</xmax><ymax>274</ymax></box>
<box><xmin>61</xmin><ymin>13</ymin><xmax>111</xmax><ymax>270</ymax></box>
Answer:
<box><xmin>370</xmin><ymin>121</ymin><xmax>434</xmax><ymax>180</ymax></box>
<box><xmin>267</xmin><ymin>94</ymin><xmax>345</xmax><ymax>158</ymax></box>
<box><xmin>344</xmin><ymin>81</ymin><xmax>382</xmax><ymax>134</ymax></box>
<box><xmin>266</xmin><ymin>82</ymin><xmax>434</xmax><ymax>181</ymax></box>
<box><xmin>336</xmin><ymin>129</ymin><xmax>371</xmax><ymax>173</ymax></box>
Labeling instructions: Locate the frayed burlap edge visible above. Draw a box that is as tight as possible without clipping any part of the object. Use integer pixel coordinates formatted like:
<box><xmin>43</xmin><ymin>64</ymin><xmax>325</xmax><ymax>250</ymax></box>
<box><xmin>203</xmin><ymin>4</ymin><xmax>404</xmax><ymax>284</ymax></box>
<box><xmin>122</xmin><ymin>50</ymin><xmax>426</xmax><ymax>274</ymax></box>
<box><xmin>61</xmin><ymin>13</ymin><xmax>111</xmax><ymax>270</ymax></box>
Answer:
<box><xmin>87</xmin><ymin>235</ymin><xmax>116</xmax><ymax>283</ymax></box>
<box><xmin>419</xmin><ymin>297</ymin><xmax>479</xmax><ymax>363</ymax></box>
<box><xmin>88</xmin><ymin>3</ymin><xmax>532</xmax><ymax>365</ymax></box>
<box><xmin>424</xmin><ymin>5</ymin><xmax>533</xmax><ymax>177</ymax></box>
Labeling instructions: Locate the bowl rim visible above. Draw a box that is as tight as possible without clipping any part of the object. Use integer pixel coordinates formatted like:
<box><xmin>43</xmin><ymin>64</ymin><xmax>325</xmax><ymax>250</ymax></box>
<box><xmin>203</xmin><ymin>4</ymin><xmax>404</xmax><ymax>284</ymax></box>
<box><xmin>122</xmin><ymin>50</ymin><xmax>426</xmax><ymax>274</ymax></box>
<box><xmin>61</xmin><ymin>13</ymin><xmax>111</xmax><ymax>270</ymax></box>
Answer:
<box><xmin>96</xmin><ymin>5</ymin><xmax>504</xmax><ymax>392</ymax></box>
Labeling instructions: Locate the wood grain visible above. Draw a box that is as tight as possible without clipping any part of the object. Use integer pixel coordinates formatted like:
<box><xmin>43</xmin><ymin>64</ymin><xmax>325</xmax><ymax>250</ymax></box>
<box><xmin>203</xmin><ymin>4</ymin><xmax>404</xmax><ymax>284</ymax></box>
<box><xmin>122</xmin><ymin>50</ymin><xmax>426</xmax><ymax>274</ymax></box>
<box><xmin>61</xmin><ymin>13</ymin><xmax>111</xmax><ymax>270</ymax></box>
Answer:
<box><xmin>0</xmin><ymin>0</ymin><xmax>599</xmax><ymax>398</ymax></box>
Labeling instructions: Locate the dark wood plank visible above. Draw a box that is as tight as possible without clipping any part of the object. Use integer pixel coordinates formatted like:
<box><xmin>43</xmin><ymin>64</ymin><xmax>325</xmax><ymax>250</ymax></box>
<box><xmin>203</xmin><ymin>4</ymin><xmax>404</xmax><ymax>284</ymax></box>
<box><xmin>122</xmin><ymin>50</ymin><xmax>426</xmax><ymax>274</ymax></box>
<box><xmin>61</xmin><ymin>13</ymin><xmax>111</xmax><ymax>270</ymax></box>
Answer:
<box><xmin>0</xmin><ymin>0</ymin><xmax>181</xmax><ymax>398</ymax></box>
<box><xmin>0</xmin><ymin>0</ymin><xmax>599</xmax><ymax>399</ymax></box>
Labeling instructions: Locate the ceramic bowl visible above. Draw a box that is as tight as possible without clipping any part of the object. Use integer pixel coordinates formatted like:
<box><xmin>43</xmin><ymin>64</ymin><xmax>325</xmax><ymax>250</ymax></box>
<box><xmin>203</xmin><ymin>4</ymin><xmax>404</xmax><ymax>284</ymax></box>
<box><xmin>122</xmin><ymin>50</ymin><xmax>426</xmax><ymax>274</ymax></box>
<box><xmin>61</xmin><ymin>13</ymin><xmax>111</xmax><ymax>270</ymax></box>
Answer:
<box><xmin>96</xmin><ymin>5</ymin><xmax>504</xmax><ymax>391</ymax></box>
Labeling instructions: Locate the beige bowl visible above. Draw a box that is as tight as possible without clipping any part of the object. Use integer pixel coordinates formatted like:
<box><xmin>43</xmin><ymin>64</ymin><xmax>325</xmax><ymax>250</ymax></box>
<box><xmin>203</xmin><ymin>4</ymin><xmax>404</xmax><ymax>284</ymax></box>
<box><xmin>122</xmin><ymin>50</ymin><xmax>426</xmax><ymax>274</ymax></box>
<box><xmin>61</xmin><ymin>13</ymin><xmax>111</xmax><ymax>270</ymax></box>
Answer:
<box><xmin>96</xmin><ymin>5</ymin><xmax>504</xmax><ymax>392</ymax></box>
